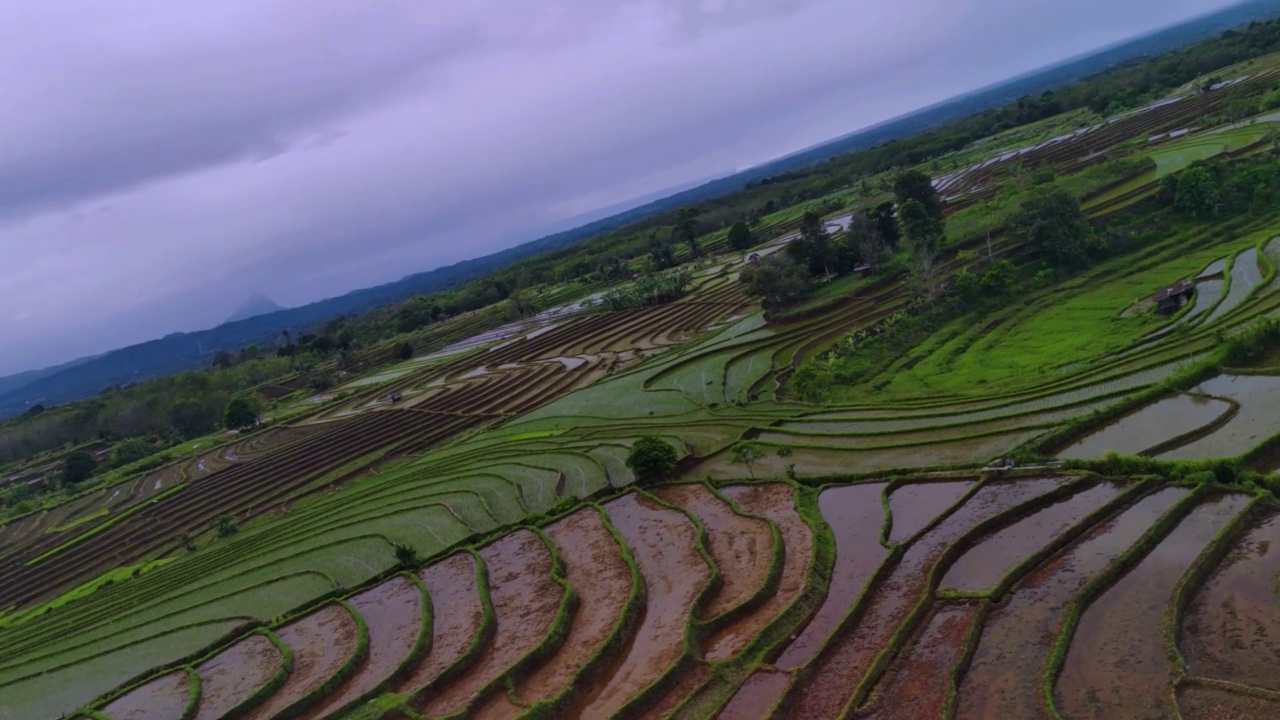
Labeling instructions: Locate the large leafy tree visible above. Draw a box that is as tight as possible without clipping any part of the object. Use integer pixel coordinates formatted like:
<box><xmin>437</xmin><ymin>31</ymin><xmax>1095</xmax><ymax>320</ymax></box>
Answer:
<box><xmin>727</xmin><ymin>221</ymin><xmax>753</xmax><ymax>251</ymax></box>
<box><xmin>1174</xmin><ymin>163</ymin><xmax>1224</xmax><ymax>218</ymax></box>
<box><xmin>61</xmin><ymin>450</ymin><xmax>97</xmax><ymax>486</ymax></box>
<box><xmin>894</xmin><ymin>170</ymin><xmax>945</xmax><ymax>223</ymax></box>
<box><xmin>899</xmin><ymin>199</ymin><xmax>944</xmax><ymax>257</ymax></box>
<box><xmin>223</xmin><ymin>396</ymin><xmax>260</xmax><ymax>431</ymax></box>
<box><xmin>740</xmin><ymin>255</ymin><xmax>813</xmax><ymax>309</ymax></box>
<box><xmin>1011</xmin><ymin>186</ymin><xmax>1100</xmax><ymax>268</ymax></box>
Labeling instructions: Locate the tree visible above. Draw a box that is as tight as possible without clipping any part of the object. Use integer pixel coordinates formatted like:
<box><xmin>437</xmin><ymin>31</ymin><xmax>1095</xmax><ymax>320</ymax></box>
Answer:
<box><xmin>395</xmin><ymin>342</ymin><xmax>414</xmax><ymax>361</ymax></box>
<box><xmin>649</xmin><ymin>242</ymin><xmax>678</xmax><ymax>271</ymax></box>
<box><xmin>1174</xmin><ymin>163</ymin><xmax>1224</xmax><ymax>218</ymax></box>
<box><xmin>61</xmin><ymin>450</ymin><xmax>97</xmax><ymax>486</ymax></box>
<box><xmin>1011</xmin><ymin>186</ymin><xmax>1100</xmax><ymax>268</ymax></box>
<box><xmin>169</xmin><ymin>397</ymin><xmax>217</xmax><ymax>439</ymax></box>
<box><xmin>899</xmin><ymin>199</ymin><xmax>944</xmax><ymax>257</ymax></box>
<box><xmin>727</xmin><ymin>221</ymin><xmax>753</xmax><ymax>252</ymax></box>
<box><xmin>223</xmin><ymin>396</ymin><xmax>259</xmax><ymax>431</ymax></box>
<box><xmin>211</xmin><ymin>350</ymin><xmax>234</xmax><ymax>370</ymax></box>
<box><xmin>626</xmin><ymin>436</ymin><xmax>679</xmax><ymax>483</ymax></box>
<box><xmin>847</xmin><ymin>212</ymin><xmax>890</xmax><ymax>271</ymax></box>
<box><xmin>730</xmin><ymin>441</ymin><xmax>767</xmax><ymax>478</ymax></box>
<box><xmin>871</xmin><ymin>201</ymin><xmax>901</xmax><ymax>246</ymax></box>
<box><xmin>740</xmin><ymin>255</ymin><xmax>813</xmax><ymax>310</ymax></box>
<box><xmin>894</xmin><ymin>170</ymin><xmax>945</xmax><ymax>223</ymax></box>
<box><xmin>674</xmin><ymin>207</ymin><xmax>700</xmax><ymax>243</ymax></box>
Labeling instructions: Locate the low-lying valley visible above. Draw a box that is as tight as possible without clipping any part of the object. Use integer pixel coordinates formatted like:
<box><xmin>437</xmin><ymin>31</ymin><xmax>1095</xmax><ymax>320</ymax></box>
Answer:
<box><xmin>12</xmin><ymin>16</ymin><xmax>1280</xmax><ymax>720</ymax></box>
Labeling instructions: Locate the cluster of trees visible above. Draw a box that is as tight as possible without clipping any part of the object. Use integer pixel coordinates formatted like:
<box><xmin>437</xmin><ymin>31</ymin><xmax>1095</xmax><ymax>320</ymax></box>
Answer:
<box><xmin>740</xmin><ymin>170</ymin><xmax>943</xmax><ymax>310</ymax></box>
<box><xmin>1158</xmin><ymin>154</ymin><xmax>1280</xmax><ymax>218</ymax></box>
<box><xmin>0</xmin><ymin>355</ymin><xmax>290</xmax><ymax>467</ymax></box>
<box><xmin>601</xmin><ymin>268</ymin><xmax>694</xmax><ymax>311</ymax></box>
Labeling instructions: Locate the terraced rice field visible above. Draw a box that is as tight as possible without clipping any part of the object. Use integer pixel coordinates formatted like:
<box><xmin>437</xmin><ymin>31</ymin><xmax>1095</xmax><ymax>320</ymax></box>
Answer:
<box><xmin>48</xmin><ymin>476</ymin><xmax>1280</xmax><ymax>720</ymax></box>
<box><xmin>13</xmin><ymin>81</ymin><xmax>1280</xmax><ymax>720</ymax></box>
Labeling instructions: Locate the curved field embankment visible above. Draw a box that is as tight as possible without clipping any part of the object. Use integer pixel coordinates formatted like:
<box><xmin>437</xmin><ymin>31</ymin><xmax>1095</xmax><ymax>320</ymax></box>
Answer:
<box><xmin>59</xmin><ymin>475</ymin><xmax>1280</xmax><ymax>720</ymax></box>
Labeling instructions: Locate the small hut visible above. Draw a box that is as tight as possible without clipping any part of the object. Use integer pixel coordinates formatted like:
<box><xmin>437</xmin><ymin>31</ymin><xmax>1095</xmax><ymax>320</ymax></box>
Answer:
<box><xmin>1152</xmin><ymin>280</ymin><xmax>1195</xmax><ymax>315</ymax></box>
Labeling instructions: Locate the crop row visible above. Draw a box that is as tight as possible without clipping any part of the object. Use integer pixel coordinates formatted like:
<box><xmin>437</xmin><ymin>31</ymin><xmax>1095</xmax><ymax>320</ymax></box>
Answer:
<box><xmin>57</xmin><ymin>474</ymin><xmax>1280</xmax><ymax>720</ymax></box>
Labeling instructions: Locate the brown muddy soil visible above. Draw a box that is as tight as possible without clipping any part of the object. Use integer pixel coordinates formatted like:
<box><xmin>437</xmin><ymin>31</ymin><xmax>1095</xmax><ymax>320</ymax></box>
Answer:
<box><xmin>504</xmin><ymin>507</ymin><xmax>634</xmax><ymax>713</ymax></box>
<box><xmin>302</xmin><ymin>575</ymin><xmax>424</xmax><ymax>719</ymax></box>
<box><xmin>862</xmin><ymin>602</ymin><xmax>981</xmax><ymax>720</ymax></box>
<box><xmin>394</xmin><ymin>553</ymin><xmax>483</xmax><ymax>695</ymax></box>
<box><xmin>942</xmin><ymin>483</ymin><xmax>1123</xmax><ymax>594</ymax></box>
<box><xmin>569</xmin><ymin>494</ymin><xmax>711</xmax><ymax>719</ymax></box>
<box><xmin>954</xmin><ymin>487</ymin><xmax>1187</xmax><ymax>720</ymax></box>
<box><xmin>705</xmin><ymin>484</ymin><xmax>812</xmax><ymax>662</ymax></box>
<box><xmin>420</xmin><ymin>529</ymin><xmax>563</xmax><ymax>718</ymax></box>
<box><xmin>101</xmin><ymin>670</ymin><xmax>190</xmax><ymax>720</ymax></box>
<box><xmin>774</xmin><ymin>483</ymin><xmax>888</xmax><ymax>670</ymax></box>
<box><xmin>243</xmin><ymin>604</ymin><xmax>359</xmax><ymax>720</ymax></box>
<box><xmin>1181</xmin><ymin>512</ymin><xmax>1280</xmax><ymax>691</ymax></box>
<box><xmin>1176</xmin><ymin>683</ymin><xmax>1280</xmax><ymax>719</ymax></box>
<box><xmin>640</xmin><ymin>663</ymin><xmax>711</xmax><ymax>718</ymax></box>
<box><xmin>1055</xmin><ymin>493</ymin><xmax>1252</xmax><ymax>720</ymax></box>
<box><xmin>715</xmin><ymin>669</ymin><xmax>793</xmax><ymax>720</ymax></box>
<box><xmin>780</xmin><ymin>478</ymin><xmax>1067</xmax><ymax>720</ymax></box>
<box><xmin>886</xmin><ymin>480</ymin><xmax>973</xmax><ymax>543</ymax></box>
<box><xmin>193</xmin><ymin>634</ymin><xmax>281</xmax><ymax>720</ymax></box>
<box><xmin>656</xmin><ymin>484</ymin><xmax>774</xmax><ymax>620</ymax></box>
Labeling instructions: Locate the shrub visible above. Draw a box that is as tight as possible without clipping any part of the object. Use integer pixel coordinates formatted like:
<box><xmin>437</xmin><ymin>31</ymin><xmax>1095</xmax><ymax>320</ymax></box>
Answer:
<box><xmin>395</xmin><ymin>342</ymin><xmax>414</xmax><ymax>361</ymax></box>
<box><xmin>393</xmin><ymin>543</ymin><xmax>421</xmax><ymax>568</ymax></box>
<box><xmin>731</xmin><ymin>441</ymin><xmax>768</xmax><ymax>478</ymax></box>
<box><xmin>626</xmin><ymin>436</ymin><xmax>679</xmax><ymax>483</ymax></box>
<box><xmin>214</xmin><ymin>514</ymin><xmax>239</xmax><ymax>538</ymax></box>
<box><xmin>110</xmin><ymin>438</ymin><xmax>155</xmax><ymax>469</ymax></box>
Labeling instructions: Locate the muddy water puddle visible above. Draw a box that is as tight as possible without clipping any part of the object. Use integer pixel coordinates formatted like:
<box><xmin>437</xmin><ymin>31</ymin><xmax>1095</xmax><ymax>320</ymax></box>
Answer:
<box><xmin>503</xmin><ymin>507</ymin><xmax>634</xmax><ymax>714</ymax></box>
<box><xmin>305</xmin><ymin>575</ymin><xmax>424</xmax><ymax>718</ymax></box>
<box><xmin>862</xmin><ymin>602</ymin><xmax>981</xmax><ymax>720</ymax></box>
<box><xmin>1159</xmin><ymin>374</ymin><xmax>1280</xmax><ymax>460</ymax></box>
<box><xmin>781</xmin><ymin>478</ymin><xmax>1067</xmax><ymax>720</ymax></box>
<box><xmin>942</xmin><ymin>483</ymin><xmax>1124</xmax><ymax>594</ymax></box>
<box><xmin>716</xmin><ymin>669</ymin><xmax>794</xmax><ymax>720</ymax></box>
<box><xmin>774</xmin><ymin>483</ymin><xmax>887</xmax><ymax>669</ymax></box>
<box><xmin>570</xmin><ymin>494</ymin><xmax>711</xmax><ymax>718</ymax></box>
<box><xmin>1058</xmin><ymin>393</ymin><xmax>1232</xmax><ymax>459</ymax></box>
<box><xmin>421</xmin><ymin>530</ymin><xmax>563</xmax><ymax>718</ymax></box>
<box><xmin>244</xmin><ymin>604</ymin><xmax>358</xmax><ymax>720</ymax></box>
<box><xmin>1055</xmin><ymin>493</ymin><xmax>1252</xmax><ymax>720</ymax></box>
<box><xmin>394</xmin><ymin>553</ymin><xmax>483</xmax><ymax>695</ymax></box>
<box><xmin>101</xmin><ymin>670</ymin><xmax>190</xmax><ymax>720</ymax></box>
<box><xmin>954</xmin><ymin>487</ymin><xmax>1188</xmax><ymax>720</ymax></box>
<box><xmin>1181</xmin><ymin>511</ymin><xmax>1280</xmax><ymax>690</ymax></box>
<box><xmin>656</xmin><ymin>484</ymin><xmax>774</xmax><ymax>620</ymax></box>
<box><xmin>706</xmin><ymin>484</ymin><xmax>812</xmax><ymax>661</ymax></box>
<box><xmin>193</xmin><ymin>634</ymin><xmax>281</xmax><ymax>720</ymax></box>
<box><xmin>887</xmin><ymin>481</ymin><xmax>972</xmax><ymax>543</ymax></box>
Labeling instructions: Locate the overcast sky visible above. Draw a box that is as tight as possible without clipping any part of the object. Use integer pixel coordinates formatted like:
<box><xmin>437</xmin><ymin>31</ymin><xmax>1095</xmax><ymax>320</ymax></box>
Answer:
<box><xmin>0</xmin><ymin>0</ymin><xmax>1246</xmax><ymax>376</ymax></box>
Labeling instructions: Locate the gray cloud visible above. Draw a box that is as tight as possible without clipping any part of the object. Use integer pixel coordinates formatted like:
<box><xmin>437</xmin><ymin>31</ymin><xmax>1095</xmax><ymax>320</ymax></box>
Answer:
<box><xmin>0</xmin><ymin>0</ymin><xmax>1242</xmax><ymax>375</ymax></box>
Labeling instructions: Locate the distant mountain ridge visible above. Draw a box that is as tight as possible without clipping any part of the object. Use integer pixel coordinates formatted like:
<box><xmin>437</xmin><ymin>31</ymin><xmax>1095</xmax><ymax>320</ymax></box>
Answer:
<box><xmin>2</xmin><ymin>0</ymin><xmax>1279</xmax><ymax>419</ymax></box>
<box><xmin>227</xmin><ymin>293</ymin><xmax>286</xmax><ymax>324</ymax></box>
